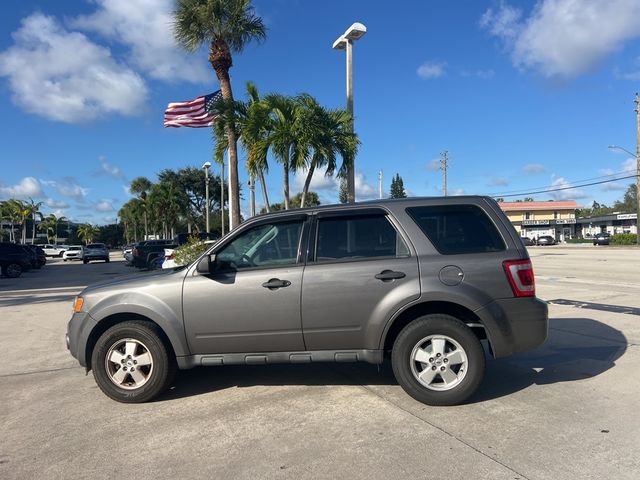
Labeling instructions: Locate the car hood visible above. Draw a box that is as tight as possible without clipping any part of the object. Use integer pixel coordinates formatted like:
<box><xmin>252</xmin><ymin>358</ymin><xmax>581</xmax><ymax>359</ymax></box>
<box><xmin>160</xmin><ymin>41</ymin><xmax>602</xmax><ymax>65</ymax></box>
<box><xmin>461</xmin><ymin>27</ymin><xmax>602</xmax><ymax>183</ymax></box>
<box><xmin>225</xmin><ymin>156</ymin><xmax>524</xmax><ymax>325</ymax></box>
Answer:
<box><xmin>80</xmin><ymin>267</ymin><xmax>186</xmax><ymax>296</ymax></box>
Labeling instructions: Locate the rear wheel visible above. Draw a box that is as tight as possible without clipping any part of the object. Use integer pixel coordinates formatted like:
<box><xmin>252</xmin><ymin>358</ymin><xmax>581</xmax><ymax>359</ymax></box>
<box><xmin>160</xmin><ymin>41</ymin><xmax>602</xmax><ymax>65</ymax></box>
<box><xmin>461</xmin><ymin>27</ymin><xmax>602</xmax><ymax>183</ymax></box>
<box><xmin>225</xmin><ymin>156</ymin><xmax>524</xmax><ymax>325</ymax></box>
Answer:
<box><xmin>392</xmin><ymin>314</ymin><xmax>485</xmax><ymax>406</ymax></box>
<box><xmin>91</xmin><ymin>321</ymin><xmax>175</xmax><ymax>403</ymax></box>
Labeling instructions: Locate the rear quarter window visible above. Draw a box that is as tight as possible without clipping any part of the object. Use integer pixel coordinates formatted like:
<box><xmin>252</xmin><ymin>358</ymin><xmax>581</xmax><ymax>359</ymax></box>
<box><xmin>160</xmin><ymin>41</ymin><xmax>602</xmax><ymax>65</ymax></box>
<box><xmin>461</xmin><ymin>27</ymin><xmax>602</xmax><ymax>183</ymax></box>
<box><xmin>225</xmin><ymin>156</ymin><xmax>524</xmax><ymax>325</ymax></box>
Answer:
<box><xmin>406</xmin><ymin>204</ymin><xmax>505</xmax><ymax>254</ymax></box>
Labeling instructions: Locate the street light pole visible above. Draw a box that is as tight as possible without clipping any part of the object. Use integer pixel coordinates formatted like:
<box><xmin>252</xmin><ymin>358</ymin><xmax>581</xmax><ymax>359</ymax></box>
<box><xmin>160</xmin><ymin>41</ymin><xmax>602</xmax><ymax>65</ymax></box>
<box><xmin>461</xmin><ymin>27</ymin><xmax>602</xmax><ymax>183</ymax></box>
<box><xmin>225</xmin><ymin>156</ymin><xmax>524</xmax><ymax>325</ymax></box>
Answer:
<box><xmin>333</xmin><ymin>22</ymin><xmax>367</xmax><ymax>204</ymax></box>
<box><xmin>202</xmin><ymin>162</ymin><xmax>211</xmax><ymax>233</ymax></box>
<box><xmin>608</xmin><ymin>139</ymin><xmax>639</xmax><ymax>245</ymax></box>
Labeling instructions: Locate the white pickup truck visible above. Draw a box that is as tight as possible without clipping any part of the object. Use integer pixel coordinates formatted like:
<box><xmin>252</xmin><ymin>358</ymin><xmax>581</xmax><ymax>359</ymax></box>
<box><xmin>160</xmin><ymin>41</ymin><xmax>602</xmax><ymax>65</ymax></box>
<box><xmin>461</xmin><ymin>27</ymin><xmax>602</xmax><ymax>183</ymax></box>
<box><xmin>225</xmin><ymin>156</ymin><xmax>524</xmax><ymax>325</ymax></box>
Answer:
<box><xmin>41</xmin><ymin>244</ymin><xmax>67</xmax><ymax>257</ymax></box>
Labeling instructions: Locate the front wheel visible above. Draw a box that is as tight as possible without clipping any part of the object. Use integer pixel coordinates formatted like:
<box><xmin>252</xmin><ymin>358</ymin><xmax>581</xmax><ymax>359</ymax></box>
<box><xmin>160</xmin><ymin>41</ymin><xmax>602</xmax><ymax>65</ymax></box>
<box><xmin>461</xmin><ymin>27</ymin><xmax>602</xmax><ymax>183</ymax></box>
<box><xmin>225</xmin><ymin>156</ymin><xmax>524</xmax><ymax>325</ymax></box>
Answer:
<box><xmin>91</xmin><ymin>321</ymin><xmax>175</xmax><ymax>403</ymax></box>
<box><xmin>392</xmin><ymin>314</ymin><xmax>485</xmax><ymax>406</ymax></box>
<box><xmin>2</xmin><ymin>263</ymin><xmax>23</xmax><ymax>278</ymax></box>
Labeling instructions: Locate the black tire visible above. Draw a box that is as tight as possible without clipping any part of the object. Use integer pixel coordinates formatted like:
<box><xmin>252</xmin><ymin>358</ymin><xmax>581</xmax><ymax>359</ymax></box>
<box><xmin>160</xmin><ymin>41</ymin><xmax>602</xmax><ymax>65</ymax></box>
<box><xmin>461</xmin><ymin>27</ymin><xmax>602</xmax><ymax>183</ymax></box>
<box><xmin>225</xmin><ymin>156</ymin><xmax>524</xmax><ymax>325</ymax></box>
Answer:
<box><xmin>91</xmin><ymin>321</ymin><xmax>176</xmax><ymax>403</ymax></box>
<box><xmin>148</xmin><ymin>256</ymin><xmax>162</xmax><ymax>270</ymax></box>
<box><xmin>392</xmin><ymin>314</ymin><xmax>485</xmax><ymax>406</ymax></box>
<box><xmin>105</xmin><ymin>257</ymin><xmax>110</xmax><ymax>263</ymax></box>
<box><xmin>2</xmin><ymin>263</ymin><xmax>23</xmax><ymax>278</ymax></box>
<box><xmin>83</xmin><ymin>259</ymin><xmax>89</xmax><ymax>264</ymax></box>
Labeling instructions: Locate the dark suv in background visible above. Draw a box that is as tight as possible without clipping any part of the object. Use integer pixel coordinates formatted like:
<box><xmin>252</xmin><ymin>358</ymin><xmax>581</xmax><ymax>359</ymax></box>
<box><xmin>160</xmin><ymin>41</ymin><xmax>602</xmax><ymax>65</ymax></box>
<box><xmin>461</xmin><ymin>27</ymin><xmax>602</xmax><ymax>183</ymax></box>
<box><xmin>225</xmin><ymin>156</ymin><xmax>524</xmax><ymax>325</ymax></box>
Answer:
<box><xmin>67</xmin><ymin>197</ymin><xmax>548</xmax><ymax>405</ymax></box>
<box><xmin>0</xmin><ymin>242</ymin><xmax>33</xmax><ymax>277</ymax></box>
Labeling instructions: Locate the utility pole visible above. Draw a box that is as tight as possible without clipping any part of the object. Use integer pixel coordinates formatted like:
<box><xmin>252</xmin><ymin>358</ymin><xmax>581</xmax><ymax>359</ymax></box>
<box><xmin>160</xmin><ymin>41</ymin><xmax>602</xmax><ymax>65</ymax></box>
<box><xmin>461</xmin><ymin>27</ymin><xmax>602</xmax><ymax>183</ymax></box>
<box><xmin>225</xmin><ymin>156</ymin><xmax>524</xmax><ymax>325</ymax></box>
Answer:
<box><xmin>249</xmin><ymin>176</ymin><xmax>256</xmax><ymax>217</ymax></box>
<box><xmin>635</xmin><ymin>93</ymin><xmax>640</xmax><ymax>245</ymax></box>
<box><xmin>220</xmin><ymin>160</ymin><xmax>225</xmax><ymax>236</ymax></box>
<box><xmin>378</xmin><ymin>170</ymin><xmax>383</xmax><ymax>199</ymax></box>
<box><xmin>440</xmin><ymin>150</ymin><xmax>449</xmax><ymax>196</ymax></box>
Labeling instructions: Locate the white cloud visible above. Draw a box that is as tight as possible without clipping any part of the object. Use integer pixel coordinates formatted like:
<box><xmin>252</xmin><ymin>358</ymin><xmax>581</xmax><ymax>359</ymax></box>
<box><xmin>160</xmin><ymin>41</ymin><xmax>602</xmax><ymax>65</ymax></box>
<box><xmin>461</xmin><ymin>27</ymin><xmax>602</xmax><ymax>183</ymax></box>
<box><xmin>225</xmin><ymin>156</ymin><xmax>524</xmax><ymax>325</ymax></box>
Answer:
<box><xmin>481</xmin><ymin>0</ymin><xmax>640</xmax><ymax>78</ymax></box>
<box><xmin>601</xmin><ymin>182</ymin><xmax>626</xmax><ymax>192</ymax></box>
<box><xmin>451</xmin><ymin>188</ymin><xmax>466</xmax><ymax>196</ymax></box>
<box><xmin>0</xmin><ymin>13</ymin><xmax>147</xmax><ymax>123</ymax></box>
<box><xmin>97</xmin><ymin>156</ymin><xmax>127</xmax><ymax>181</ymax></box>
<box><xmin>417</xmin><ymin>61</ymin><xmax>446</xmax><ymax>79</ymax></box>
<box><xmin>523</xmin><ymin>163</ymin><xmax>546</xmax><ymax>174</ymax></box>
<box><xmin>0</xmin><ymin>177</ymin><xmax>44</xmax><ymax>198</ymax></box>
<box><xmin>548</xmin><ymin>176</ymin><xmax>588</xmax><ymax>200</ymax></box>
<box><xmin>71</xmin><ymin>0</ymin><xmax>210</xmax><ymax>83</ymax></box>
<box><xmin>95</xmin><ymin>200</ymin><xmax>114</xmax><ymax>212</ymax></box>
<box><xmin>488</xmin><ymin>177</ymin><xmax>510</xmax><ymax>187</ymax></box>
<box><xmin>426</xmin><ymin>158</ymin><xmax>441</xmax><ymax>171</ymax></box>
<box><xmin>622</xmin><ymin>158</ymin><xmax>636</xmax><ymax>174</ymax></box>
<box><xmin>292</xmin><ymin>167</ymin><xmax>339</xmax><ymax>192</ymax></box>
<box><xmin>355</xmin><ymin>172</ymin><xmax>379</xmax><ymax>200</ymax></box>
<box><xmin>45</xmin><ymin>198</ymin><xmax>70</xmax><ymax>209</ymax></box>
<box><xmin>54</xmin><ymin>178</ymin><xmax>89</xmax><ymax>200</ymax></box>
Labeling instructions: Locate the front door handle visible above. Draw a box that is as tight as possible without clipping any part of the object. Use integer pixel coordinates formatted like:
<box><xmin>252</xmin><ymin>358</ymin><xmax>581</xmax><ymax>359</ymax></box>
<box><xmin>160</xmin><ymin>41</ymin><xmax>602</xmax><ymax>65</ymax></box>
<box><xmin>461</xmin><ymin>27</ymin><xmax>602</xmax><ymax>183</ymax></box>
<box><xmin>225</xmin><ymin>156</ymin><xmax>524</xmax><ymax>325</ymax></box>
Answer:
<box><xmin>375</xmin><ymin>270</ymin><xmax>406</xmax><ymax>281</ymax></box>
<box><xmin>262</xmin><ymin>278</ymin><xmax>291</xmax><ymax>290</ymax></box>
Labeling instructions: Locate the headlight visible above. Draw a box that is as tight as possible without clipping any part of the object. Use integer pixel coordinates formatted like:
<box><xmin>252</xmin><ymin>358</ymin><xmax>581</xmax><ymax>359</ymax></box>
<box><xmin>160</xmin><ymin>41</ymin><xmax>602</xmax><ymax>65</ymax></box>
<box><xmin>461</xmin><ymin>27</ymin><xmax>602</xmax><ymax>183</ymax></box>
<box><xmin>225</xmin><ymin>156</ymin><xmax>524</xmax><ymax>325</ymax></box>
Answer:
<box><xmin>73</xmin><ymin>297</ymin><xmax>84</xmax><ymax>313</ymax></box>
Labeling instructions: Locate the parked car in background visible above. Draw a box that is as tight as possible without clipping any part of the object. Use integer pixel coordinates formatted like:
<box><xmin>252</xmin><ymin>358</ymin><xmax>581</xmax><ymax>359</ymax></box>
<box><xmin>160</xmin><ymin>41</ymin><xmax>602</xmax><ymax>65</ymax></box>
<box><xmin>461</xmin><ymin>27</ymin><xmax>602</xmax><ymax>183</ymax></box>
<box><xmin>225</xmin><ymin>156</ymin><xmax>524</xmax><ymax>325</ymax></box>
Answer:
<box><xmin>0</xmin><ymin>243</ymin><xmax>33</xmax><ymax>278</ymax></box>
<box><xmin>593</xmin><ymin>232</ymin><xmax>610</xmax><ymax>246</ymax></box>
<box><xmin>67</xmin><ymin>196</ymin><xmax>548</xmax><ymax>405</ymax></box>
<box><xmin>536</xmin><ymin>235</ymin><xmax>556</xmax><ymax>246</ymax></box>
<box><xmin>42</xmin><ymin>244</ymin><xmax>67</xmax><ymax>257</ymax></box>
<box><xmin>83</xmin><ymin>244</ymin><xmax>109</xmax><ymax>264</ymax></box>
<box><xmin>521</xmin><ymin>237</ymin><xmax>534</xmax><ymax>246</ymax></box>
<box><xmin>63</xmin><ymin>245</ymin><xmax>84</xmax><ymax>261</ymax></box>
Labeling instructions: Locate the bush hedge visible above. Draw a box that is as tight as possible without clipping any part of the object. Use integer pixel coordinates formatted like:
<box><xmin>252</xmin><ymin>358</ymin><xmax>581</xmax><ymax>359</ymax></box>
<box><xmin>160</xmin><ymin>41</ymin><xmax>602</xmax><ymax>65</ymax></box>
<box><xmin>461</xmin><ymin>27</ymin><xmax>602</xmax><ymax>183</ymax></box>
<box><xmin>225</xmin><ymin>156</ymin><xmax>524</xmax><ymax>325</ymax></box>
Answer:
<box><xmin>174</xmin><ymin>236</ymin><xmax>210</xmax><ymax>266</ymax></box>
<box><xmin>611</xmin><ymin>233</ymin><xmax>637</xmax><ymax>245</ymax></box>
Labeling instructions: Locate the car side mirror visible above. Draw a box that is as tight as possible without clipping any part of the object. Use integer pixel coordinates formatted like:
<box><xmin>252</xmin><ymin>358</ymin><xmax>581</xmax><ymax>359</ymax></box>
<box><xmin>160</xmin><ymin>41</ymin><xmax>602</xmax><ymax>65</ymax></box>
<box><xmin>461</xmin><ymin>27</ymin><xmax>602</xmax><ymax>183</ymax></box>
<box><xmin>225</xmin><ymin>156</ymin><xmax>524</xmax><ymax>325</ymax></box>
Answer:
<box><xmin>196</xmin><ymin>254</ymin><xmax>216</xmax><ymax>274</ymax></box>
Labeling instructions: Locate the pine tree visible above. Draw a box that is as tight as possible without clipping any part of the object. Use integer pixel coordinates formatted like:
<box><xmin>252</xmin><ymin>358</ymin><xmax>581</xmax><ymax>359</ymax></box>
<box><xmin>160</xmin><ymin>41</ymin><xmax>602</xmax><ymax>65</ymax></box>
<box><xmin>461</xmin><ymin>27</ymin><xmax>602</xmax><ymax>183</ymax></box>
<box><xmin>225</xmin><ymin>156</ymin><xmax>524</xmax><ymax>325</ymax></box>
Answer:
<box><xmin>339</xmin><ymin>177</ymin><xmax>349</xmax><ymax>203</ymax></box>
<box><xmin>390</xmin><ymin>173</ymin><xmax>407</xmax><ymax>198</ymax></box>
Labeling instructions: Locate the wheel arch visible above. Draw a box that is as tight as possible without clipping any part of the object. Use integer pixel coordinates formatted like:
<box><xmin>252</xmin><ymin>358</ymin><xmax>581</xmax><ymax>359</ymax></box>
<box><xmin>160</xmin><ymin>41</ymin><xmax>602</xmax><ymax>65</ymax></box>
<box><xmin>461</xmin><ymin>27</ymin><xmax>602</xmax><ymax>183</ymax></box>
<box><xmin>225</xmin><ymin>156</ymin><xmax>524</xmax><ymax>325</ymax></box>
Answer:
<box><xmin>382</xmin><ymin>301</ymin><xmax>491</xmax><ymax>355</ymax></box>
<box><xmin>84</xmin><ymin>313</ymin><xmax>177</xmax><ymax>371</ymax></box>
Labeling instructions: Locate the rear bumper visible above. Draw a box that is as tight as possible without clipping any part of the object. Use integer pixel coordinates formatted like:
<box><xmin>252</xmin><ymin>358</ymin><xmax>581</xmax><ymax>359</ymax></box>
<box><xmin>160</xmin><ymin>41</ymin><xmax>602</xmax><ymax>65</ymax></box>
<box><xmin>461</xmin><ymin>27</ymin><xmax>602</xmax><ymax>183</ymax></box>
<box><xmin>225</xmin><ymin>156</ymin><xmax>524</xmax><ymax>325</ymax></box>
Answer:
<box><xmin>474</xmin><ymin>297</ymin><xmax>548</xmax><ymax>358</ymax></box>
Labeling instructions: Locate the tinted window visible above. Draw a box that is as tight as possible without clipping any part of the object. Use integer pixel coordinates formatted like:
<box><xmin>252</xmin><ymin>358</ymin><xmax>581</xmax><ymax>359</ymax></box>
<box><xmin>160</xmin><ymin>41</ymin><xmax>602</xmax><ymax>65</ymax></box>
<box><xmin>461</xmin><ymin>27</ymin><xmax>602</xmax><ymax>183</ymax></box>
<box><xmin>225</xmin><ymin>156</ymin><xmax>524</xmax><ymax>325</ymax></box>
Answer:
<box><xmin>216</xmin><ymin>220</ymin><xmax>303</xmax><ymax>270</ymax></box>
<box><xmin>407</xmin><ymin>205</ymin><xmax>505</xmax><ymax>254</ymax></box>
<box><xmin>315</xmin><ymin>214</ymin><xmax>409</xmax><ymax>261</ymax></box>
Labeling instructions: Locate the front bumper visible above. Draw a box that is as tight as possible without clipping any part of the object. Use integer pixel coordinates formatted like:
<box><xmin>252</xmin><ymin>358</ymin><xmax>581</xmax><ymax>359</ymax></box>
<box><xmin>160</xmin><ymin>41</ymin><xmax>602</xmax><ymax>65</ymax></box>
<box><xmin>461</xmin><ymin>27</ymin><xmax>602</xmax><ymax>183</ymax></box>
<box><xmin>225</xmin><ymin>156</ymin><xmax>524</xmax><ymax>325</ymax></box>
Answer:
<box><xmin>474</xmin><ymin>297</ymin><xmax>548</xmax><ymax>358</ymax></box>
<box><xmin>66</xmin><ymin>311</ymin><xmax>99</xmax><ymax>368</ymax></box>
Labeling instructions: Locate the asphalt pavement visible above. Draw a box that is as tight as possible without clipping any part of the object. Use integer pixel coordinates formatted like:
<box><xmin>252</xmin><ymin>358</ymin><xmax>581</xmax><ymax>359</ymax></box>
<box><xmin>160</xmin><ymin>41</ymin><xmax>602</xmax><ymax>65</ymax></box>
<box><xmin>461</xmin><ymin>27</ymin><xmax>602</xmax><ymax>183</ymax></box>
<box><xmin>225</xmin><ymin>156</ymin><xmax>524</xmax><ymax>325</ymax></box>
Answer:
<box><xmin>0</xmin><ymin>247</ymin><xmax>638</xmax><ymax>479</ymax></box>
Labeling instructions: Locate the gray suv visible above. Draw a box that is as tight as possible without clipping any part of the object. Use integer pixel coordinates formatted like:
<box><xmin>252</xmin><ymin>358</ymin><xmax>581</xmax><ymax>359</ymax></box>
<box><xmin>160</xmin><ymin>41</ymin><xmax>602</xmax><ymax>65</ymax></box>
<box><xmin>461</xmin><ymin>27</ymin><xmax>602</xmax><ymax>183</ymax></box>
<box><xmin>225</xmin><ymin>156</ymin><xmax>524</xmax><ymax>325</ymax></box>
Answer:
<box><xmin>67</xmin><ymin>197</ymin><xmax>548</xmax><ymax>405</ymax></box>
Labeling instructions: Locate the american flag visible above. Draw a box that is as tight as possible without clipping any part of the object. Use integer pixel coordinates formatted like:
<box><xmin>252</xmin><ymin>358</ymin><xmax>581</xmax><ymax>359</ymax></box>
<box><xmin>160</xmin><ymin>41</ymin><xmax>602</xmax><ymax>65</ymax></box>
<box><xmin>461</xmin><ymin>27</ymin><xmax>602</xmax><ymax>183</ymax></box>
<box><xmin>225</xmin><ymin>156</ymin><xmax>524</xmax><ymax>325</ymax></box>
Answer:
<box><xmin>163</xmin><ymin>90</ymin><xmax>223</xmax><ymax>128</ymax></box>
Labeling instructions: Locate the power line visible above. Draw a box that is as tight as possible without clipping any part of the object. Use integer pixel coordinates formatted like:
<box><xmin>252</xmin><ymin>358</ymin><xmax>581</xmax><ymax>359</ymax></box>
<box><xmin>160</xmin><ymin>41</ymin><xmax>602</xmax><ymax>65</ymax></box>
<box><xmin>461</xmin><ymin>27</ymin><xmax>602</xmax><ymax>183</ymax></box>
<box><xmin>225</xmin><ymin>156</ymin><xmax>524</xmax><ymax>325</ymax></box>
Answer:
<box><xmin>494</xmin><ymin>174</ymin><xmax>637</xmax><ymax>199</ymax></box>
<box><xmin>487</xmin><ymin>169</ymin><xmax>635</xmax><ymax>197</ymax></box>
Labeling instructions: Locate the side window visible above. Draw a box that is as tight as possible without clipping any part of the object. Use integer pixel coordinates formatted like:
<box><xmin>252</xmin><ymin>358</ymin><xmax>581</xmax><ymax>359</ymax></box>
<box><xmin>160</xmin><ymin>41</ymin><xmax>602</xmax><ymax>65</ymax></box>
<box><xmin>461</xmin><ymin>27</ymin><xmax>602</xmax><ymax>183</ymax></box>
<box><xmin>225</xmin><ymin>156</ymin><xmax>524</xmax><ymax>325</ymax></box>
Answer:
<box><xmin>315</xmin><ymin>214</ymin><xmax>409</xmax><ymax>262</ymax></box>
<box><xmin>216</xmin><ymin>220</ymin><xmax>303</xmax><ymax>270</ymax></box>
<box><xmin>406</xmin><ymin>205</ymin><xmax>505</xmax><ymax>254</ymax></box>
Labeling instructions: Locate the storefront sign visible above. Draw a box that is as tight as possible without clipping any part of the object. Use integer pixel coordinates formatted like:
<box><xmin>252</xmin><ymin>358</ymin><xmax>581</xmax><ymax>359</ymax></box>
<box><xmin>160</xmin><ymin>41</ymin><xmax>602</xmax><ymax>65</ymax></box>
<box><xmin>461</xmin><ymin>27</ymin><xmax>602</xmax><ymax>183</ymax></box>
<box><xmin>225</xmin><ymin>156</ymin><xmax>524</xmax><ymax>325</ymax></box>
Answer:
<box><xmin>617</xmin><ymin>213</ymin><xmax>637</xmax><ymax>220</ymax></box>
<box><xmin>522</xmin><ymin>220</ymin><xmax>550</xmax><ymax>225</ymax></box>
<box><xmin>555</xmin><ymin>219</ymin><xmax>576</xmax><ymax>224</ymax></box>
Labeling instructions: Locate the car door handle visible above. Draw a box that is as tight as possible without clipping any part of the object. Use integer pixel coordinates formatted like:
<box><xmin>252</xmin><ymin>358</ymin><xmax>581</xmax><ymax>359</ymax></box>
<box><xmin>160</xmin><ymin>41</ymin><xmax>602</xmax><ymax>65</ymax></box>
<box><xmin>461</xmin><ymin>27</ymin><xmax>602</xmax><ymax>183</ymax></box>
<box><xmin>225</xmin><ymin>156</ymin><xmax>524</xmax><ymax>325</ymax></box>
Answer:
<box><xmin>375</xmin><ymin>270</ymin><xmax>406</xmax><ymax>281</ymax></box>
<box><xmin>262</xmin><ymin>278</ymin><xmax>291</xmax><ymax>289</ymax></box>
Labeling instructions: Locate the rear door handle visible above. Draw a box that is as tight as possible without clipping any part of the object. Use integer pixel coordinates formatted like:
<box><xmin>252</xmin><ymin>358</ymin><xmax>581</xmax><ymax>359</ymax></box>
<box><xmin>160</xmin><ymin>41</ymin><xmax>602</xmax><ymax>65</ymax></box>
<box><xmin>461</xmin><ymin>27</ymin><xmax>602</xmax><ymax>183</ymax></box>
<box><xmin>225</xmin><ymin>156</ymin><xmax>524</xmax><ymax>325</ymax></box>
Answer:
<box><xmin>262</xmin><ymin>278</ymin><xmax>291</xmax><ymax>290</ymax></box>
<box><xmin>375</xmin><ymin>270</ymin><xmax>406</xmax><ymax>281</ymax></box>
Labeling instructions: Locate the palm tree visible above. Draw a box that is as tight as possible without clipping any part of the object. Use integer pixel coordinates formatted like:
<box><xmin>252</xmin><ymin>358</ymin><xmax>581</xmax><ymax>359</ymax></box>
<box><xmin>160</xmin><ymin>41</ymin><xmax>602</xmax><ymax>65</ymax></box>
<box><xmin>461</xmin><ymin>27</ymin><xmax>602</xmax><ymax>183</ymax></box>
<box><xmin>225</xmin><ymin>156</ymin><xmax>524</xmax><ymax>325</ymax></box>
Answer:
<box><xmin>130</xmin><ymin>177</ymin><xmax>152</xmax><ymax>239</ymax></box>
<box><xmin>174</xmin><ymin>0</ymin><xmax>266</xmax><ymax>229</ymax></box>
<box><xmin>24</xmin><ymin>198</ymin><xmax>44</xmax><ymax>244</ymax></box>
<box><xmin>296</xmin><ymin>96</ymin><xmax>359</xmax><ymax>208</ymax></box>
<box><xmin>77</xmin><ymin>223</ymin><xmax>100</xmax><ymax>245</ymax></box>
<box><xmin>39</xmin><ymin>214</ymin><xmax>68</xmax><ymax>243</ymax></box>
<box><xmin>254</xmin><ymin>94</ymin><xmax>307</xmax><ymax>210</ymax></box>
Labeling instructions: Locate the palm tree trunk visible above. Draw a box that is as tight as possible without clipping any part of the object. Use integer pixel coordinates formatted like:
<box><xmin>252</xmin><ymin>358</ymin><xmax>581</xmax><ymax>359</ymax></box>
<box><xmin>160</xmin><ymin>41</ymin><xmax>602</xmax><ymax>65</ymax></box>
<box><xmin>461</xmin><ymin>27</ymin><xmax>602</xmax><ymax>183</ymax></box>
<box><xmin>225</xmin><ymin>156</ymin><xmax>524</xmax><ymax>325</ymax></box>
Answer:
<box><xmin>249</xmin><ymin>175</ymin><xmax>255</xmax><ymax>217</ymax></box>
<box><xmin>259</xmin><ymin>169</ymin><xmax>270</xmax><ymax>213</ymax></box>
<box><xmin>143</xmin><ymin>210</ymin><xmax>148</xmax><ymax>240</ymax></box>
<box><xmin>216</xmin><ymin>71</ymin><xmax>241</xmax><ymax>230</ymax></box>
<box><xmin>300</xmin><ymin>161</ymin><xmax>317</xmax><ymax>208</ymax></box>
<box><xmin>283</xmin><ymin>148</ymin><xmax>290</xmax><ymax>210</ymax></box>
<box><xmin>31</xmin><ymin>213</ymin><xmax>36</xmax><ymax>244</ymax></box>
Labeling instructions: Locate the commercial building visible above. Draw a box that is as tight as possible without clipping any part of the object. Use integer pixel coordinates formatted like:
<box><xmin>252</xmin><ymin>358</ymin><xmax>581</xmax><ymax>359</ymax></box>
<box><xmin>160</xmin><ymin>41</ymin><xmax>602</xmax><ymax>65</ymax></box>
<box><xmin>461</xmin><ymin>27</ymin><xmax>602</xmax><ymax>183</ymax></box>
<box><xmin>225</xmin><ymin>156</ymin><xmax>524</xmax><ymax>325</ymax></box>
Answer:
<box><xmin>498</xmin><ymin>200</ymin><xmax>578</xmax><ymax>242</ymax></box>
<box><xmin>576</xmin><ymin>213</ymin><xmax>637</xmax><ymax>237</ymax></box>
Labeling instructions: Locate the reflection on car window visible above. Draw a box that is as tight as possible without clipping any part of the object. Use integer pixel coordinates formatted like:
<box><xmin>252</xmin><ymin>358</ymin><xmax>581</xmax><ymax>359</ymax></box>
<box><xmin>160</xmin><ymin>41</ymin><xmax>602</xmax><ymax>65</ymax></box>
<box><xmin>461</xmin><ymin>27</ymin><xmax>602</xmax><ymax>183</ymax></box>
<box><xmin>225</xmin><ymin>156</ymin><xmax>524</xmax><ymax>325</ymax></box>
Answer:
<box><xmin>315</xmin><ymin>214</ymin><xmax>409</xmax><ymax>261</ymax></box>
<box><xmin>216</xmin><ymin>220</ymin><xmax>303</xmax><ymax>270</ymax></box>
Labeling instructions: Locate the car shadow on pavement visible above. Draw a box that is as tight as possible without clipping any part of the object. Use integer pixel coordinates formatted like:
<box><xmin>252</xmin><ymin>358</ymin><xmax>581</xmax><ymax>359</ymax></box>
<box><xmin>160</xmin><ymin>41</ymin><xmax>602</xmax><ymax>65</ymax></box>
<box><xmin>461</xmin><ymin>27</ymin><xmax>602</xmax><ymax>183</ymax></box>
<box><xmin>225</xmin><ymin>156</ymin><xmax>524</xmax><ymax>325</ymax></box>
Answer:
<box><xmin>159</xmin><ymin>317</ymin><xmax>627</xmax><ymax>403</ymax></box>
<box><xmin>469</xmin><ymin>317</ymin><xmax>627</xmax><ymax>403</ymax></box>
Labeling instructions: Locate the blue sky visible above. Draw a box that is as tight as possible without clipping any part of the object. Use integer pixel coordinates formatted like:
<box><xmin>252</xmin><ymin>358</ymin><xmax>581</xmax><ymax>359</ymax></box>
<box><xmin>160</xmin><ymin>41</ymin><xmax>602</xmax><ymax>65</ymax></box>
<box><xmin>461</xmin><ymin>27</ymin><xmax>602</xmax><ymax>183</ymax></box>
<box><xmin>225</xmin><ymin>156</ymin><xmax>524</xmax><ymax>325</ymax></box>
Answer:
<box><xmin>1</xmin><ymin>0</ymin><xmax>639</xmax><ymax>225</ymax></box>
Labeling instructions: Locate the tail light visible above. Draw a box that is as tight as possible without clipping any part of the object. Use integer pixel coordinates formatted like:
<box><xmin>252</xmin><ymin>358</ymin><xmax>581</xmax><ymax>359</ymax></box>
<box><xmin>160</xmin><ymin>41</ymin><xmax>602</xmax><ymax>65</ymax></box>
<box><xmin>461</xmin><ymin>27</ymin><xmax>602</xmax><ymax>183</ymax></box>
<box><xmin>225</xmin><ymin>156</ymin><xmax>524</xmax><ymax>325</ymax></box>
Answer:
<box><xmin>133</xmin><ymin>247</ymin><xmax>139</xmax><ymax>257</ymax></box>
<box><xmin>166</xmin><ymin>252</ymin><xmax>175</xmax><ymax>260</ymax></box>
<box><xmin>503</xmin><ymin>259</ymin><xmax>535</xmax><ymax>297</ymax></box>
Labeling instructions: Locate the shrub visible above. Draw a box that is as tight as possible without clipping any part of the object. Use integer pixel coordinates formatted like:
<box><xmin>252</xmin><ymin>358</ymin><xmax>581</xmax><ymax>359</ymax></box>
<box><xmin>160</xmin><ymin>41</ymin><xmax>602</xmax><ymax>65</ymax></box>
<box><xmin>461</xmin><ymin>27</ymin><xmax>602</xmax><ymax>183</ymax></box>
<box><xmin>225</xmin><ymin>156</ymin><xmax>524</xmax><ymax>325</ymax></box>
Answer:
<box><xmin>173</xmin><ymin>236</ymin><xmax>210</xmax><ymax>266</ymax></box>
<box><xmin>611</xmin><ymin>233</ymin><xmax>637</xmax><ymax>245</ymax></box>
